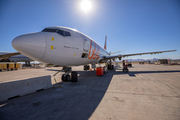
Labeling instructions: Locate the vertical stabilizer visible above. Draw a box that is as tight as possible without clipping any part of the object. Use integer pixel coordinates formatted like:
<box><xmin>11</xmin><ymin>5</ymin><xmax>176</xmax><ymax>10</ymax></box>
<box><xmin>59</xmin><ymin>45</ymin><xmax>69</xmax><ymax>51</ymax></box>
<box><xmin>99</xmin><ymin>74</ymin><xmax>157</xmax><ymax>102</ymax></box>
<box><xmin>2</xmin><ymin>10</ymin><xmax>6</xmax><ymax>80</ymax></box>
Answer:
<box><xmin>104</xmin><ymin>35</ymin><xmax>107</xmax><ymax>50</ymax></box>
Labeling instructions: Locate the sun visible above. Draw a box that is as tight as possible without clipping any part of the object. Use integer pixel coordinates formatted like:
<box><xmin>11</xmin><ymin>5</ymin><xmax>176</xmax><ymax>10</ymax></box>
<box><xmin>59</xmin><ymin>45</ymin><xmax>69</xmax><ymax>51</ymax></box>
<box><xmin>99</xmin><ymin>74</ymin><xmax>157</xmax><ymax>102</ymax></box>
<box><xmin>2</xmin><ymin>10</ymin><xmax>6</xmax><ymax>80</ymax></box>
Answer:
<box><xmin>80</xmin><ymin>0</ymin><xmax>92</xmax><ymax>13</ymax></box>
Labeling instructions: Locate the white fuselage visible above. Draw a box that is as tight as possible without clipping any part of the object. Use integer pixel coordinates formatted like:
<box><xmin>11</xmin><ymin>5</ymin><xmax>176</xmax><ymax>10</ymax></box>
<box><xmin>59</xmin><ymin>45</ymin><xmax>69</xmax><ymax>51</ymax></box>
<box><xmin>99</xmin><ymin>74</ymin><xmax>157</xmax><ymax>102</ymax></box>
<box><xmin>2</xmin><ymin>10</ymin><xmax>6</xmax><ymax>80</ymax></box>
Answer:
<box><xmin>12</xmin><ymin>26</ymin><xmax>109</xmax><ymax>66</ymax></box>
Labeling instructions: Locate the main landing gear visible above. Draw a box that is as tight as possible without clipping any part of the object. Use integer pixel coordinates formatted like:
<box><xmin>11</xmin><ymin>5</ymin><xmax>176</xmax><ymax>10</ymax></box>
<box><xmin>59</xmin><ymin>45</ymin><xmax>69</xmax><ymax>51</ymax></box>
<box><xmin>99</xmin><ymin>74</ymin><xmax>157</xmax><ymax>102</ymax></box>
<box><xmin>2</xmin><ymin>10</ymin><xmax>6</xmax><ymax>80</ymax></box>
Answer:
<box><xmin>84</xmin><ymin>65</ymin><xmax>90</xmax><ymax>70</ymax></box>
<box><xmin>107</xmin><ymin>59</ymin><xmax>114</xmax><ymax>70</ymax></box>
<box><xmin>122</xmin><ymin>60</ymin><xmax>129</xmax><ymax>73</ymax></box>
<box><xmin>61</xmin><ymin>67</ymin><xmax>78</xmax><ymax>82</ymax></box>
<box><xmin>123</xmin><ymin>66</ymin><xmax>129</xmax><ymax>72</ymax></box>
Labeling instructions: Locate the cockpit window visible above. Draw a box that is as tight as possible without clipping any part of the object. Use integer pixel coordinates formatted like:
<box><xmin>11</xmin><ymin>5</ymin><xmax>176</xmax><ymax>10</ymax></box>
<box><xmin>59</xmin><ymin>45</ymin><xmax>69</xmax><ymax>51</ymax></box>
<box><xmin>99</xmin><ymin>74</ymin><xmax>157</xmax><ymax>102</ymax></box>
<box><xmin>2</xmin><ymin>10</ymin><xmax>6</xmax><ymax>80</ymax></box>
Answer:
<box><xmin>65</xmin><ymin>31</ymin><xmax>71</xmax><ymax>36</ymax></box>
<box><xmin>42</xmin><ymin>28</ymin><xmax>57</xmax><ymax>32</ymax></box>
<box><xmin>57</xmin><ymin>30</ymin><xmax>64</xmax><ymax>36</ymax></box>
<box><xmin>42</xmin><ymin>28</ymin><xmax>71</xmax><ymax>37</ymax></box>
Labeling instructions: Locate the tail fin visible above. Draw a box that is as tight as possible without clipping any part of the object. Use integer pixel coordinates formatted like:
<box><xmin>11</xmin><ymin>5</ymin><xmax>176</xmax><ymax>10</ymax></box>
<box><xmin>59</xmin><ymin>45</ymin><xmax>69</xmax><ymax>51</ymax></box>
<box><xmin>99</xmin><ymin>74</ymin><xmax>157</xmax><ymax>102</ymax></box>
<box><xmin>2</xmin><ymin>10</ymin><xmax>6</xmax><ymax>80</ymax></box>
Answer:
<box><xmin>104</xmin><ymin>35</ymin><xmax>107</xmax><ymax>50</ymax></box>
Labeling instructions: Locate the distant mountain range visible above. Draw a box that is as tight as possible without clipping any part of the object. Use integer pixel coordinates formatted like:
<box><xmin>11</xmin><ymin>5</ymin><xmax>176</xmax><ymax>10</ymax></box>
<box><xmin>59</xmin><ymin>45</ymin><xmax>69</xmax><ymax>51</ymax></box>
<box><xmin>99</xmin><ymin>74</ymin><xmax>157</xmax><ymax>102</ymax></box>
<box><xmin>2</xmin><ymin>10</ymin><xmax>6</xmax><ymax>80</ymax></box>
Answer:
<box><xmin>117</xmin><ymin>58</ymin><xmax>180</xmax><ymax>62</ymax></box>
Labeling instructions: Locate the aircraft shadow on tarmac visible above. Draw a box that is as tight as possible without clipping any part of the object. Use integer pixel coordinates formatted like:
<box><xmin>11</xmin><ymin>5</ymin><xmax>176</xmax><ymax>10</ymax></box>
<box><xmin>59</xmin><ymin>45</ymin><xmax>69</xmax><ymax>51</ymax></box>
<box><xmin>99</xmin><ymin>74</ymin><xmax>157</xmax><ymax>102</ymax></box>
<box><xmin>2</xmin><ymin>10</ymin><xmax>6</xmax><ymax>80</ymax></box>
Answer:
<box><xmin>1</xmin><ymin>67</ymin><xmax>180</xmax><ymax>120</ymax></box>
<box><xmin>46</xmin><ymin>66</ymin><xmax>180</xmax><ymax>78</ymax></box>
<box><xmin>0</xmin><ymin>69</ymin><xmax>114</xmax><ymax>120</ymax></box>
<box><xmin>115</xmin><ymin>66</ymin><xmax>180</xmax><ymax>77</ymax></box>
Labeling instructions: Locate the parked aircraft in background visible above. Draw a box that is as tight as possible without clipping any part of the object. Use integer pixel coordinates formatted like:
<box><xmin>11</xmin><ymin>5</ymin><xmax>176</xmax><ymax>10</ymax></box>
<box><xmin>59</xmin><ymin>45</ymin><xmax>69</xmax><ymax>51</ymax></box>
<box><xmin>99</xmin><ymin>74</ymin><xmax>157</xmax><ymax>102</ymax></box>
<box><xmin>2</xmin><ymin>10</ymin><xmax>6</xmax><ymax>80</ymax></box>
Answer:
<box><xmin>11</xmin><ymin>26</ymin><xmax>176</xmax><ymax>81</ymax></box>
<box><xmin>0</xmin><ymin>52</ymin><xmax>33</xmax><ymax>65</ymax></box>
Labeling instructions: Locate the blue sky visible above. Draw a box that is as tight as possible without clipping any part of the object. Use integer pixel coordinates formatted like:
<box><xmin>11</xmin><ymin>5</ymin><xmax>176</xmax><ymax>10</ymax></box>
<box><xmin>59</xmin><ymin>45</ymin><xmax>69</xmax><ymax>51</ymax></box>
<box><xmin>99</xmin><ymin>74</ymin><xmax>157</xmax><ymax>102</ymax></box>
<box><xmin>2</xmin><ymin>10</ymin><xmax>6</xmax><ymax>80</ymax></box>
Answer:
<box><xmin>0</xmin><ymin>0</ymin><xmax>179</xmax><ymax>59</ymax></box>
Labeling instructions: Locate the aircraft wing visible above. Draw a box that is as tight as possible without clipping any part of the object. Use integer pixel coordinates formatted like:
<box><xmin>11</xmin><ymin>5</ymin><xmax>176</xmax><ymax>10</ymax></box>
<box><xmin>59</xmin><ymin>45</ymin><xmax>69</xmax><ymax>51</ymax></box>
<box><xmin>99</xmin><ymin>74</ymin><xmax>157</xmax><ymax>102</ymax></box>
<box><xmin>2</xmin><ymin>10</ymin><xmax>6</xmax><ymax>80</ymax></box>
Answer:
<box><xmin>0</xmin><ymin>52</ymin><xmax>21</xmax><ymax>60</ymax></box>
<box><xmin>99</xmin><ymin>50</ymin><xmax>176</xmax><ymax>62</ymax></box>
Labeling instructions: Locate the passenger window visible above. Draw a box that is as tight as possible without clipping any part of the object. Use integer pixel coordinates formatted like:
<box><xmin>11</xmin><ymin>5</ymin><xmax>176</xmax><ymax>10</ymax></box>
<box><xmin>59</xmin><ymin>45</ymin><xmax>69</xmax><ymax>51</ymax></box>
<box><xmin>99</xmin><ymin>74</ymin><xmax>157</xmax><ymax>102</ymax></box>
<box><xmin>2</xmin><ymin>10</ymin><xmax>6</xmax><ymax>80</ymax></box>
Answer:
<box><xmin>57</xmin><ymin>30</ymin><xmax>64</xmax><ymax>36</ymax></box>
<box><xmin>81</xmin><ymin>53</ymin><xmax>88</xmax><ymax>58</ymax></box>
<box><xmin>65</xmin><ymin>32</ymin><xmax>71</xmax><ymax>36</ymax></box>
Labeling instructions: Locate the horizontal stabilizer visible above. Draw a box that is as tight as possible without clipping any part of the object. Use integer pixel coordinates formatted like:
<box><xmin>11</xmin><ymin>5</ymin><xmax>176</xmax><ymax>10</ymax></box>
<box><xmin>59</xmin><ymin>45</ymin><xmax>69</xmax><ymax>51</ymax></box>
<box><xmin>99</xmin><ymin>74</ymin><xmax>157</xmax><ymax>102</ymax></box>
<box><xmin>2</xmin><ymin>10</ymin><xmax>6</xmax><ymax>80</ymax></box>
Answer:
<box><xmin>109</xmin><ymin>50</ymin><xmax>125</xmax><ymax>55</ymax></box>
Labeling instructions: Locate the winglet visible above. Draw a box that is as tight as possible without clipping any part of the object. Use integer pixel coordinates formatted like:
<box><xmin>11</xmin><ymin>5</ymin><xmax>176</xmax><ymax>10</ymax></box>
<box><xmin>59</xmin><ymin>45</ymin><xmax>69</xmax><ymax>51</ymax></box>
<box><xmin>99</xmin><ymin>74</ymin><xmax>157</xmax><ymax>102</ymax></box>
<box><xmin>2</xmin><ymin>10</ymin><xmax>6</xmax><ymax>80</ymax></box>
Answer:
<box><xmin>104</xmin><ymin>35</ymin><xmax>107</xmax><ymax>50</ymax></box>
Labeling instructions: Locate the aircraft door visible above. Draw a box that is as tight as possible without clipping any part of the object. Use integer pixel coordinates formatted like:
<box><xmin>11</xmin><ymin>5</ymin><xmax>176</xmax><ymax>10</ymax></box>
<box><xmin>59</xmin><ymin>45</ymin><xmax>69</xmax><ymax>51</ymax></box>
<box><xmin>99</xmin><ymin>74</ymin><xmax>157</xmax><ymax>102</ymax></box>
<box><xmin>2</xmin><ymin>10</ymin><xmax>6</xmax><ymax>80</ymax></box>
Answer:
<box><xmin>82</xmin><ymin>35</ymin><xmax>89</xmax><ymax>52</ymax></box>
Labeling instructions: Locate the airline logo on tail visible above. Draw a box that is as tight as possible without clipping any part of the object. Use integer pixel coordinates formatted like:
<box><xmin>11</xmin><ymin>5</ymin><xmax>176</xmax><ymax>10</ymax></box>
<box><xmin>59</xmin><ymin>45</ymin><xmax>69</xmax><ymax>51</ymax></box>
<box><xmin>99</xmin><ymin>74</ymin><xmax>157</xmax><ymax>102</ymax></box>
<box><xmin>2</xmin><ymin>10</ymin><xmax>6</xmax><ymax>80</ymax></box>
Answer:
<box><xmin>104</xmin><ymin>35</ymin><xmax>107</xmax><ymax>50</ymax></box>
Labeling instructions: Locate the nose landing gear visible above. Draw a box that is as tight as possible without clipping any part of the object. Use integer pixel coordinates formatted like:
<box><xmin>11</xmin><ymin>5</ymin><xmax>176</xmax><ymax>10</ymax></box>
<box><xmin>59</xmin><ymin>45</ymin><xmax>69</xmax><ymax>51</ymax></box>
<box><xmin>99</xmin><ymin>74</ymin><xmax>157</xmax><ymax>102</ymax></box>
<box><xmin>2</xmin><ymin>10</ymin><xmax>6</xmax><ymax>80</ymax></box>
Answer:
<box><xmin>61</xmin><ymin>67</ymin><xmax>78</xmax><ymax>82</ymax></box>
<box><xmin>61</xmin><ymin>74</ymin><xmax>71</xmax><ymax>81</ymax></box>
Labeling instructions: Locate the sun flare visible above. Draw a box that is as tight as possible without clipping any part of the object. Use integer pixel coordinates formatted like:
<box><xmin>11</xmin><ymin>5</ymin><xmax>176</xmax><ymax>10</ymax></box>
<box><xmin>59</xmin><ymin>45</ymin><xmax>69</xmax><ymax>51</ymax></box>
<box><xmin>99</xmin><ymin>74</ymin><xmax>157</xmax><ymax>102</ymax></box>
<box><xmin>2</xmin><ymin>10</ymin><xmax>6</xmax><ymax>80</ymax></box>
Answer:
<box><xmin>80</xmin><ymin>0</ymin><xmax>92</xmax><ymax>13</ymax></box>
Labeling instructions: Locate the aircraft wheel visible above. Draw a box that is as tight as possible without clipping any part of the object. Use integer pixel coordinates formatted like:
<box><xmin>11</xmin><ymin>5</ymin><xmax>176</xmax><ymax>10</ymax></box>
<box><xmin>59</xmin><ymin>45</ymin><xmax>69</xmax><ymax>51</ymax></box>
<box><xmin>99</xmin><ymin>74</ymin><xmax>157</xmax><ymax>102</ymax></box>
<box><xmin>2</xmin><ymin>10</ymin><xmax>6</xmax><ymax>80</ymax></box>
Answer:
<box><xmin>66</xmin><ymin>75</ymin><xmax>71</xmax><ymax>81</ymax></box>
<box><xmin>84</xmin><ymin>65</ymin><xmax>90</xmax><ymax>70</ymax></box>
<box><xmin>124</xmin><ymin>69</ymin><xmax>129</xmax><ymax>73</ymax></box>
<box><xmin>123</xmin><ymin>67</ymin><xmax>128</xmax><ymax>72</ymax></box>
<box><xmin>108</xmin><ymin>64</ymin><xmax>110</xmax><ymax>70</ymax></box>
<box><xmin>61</xmin><ymin>74</ymin><xmax>66</xmax><ymax>81</ymax></box>
<box><xmin>71</xmin><ymin>71</ymin><xmax>78</xmax><ymax>82</ymax></box>
<box><xmin>111</xmin><ymin>65</ymin><xmax>114</xmax><ymax>70</ymax></box>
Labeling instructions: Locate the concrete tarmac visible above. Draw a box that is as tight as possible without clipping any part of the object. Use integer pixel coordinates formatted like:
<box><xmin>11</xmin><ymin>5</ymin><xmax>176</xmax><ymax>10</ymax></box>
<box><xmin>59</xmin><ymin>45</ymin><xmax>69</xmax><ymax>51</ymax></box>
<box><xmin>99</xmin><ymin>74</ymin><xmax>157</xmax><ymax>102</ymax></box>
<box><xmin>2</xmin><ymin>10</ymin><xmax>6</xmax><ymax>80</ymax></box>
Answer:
<box><xmin>0</xmin><ymin>64</ymin><xmax>180</xmax><ymax>120</ymax></box>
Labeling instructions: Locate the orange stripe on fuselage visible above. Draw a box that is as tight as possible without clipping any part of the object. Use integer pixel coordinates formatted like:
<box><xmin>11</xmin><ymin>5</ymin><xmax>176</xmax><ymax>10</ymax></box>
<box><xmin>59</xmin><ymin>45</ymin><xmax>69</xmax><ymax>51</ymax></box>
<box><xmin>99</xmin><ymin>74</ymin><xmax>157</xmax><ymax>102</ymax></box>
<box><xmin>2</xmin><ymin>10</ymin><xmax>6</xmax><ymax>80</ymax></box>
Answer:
<box><xmin>90</xmin><ymin>42</ymin><xmax>96</xmax><ymax>60</ymax></box>
<box><xmin>93</xmin><ymin>45</ymin><xmax>99</xmax><ymax>59</ymax></box>
<box><xmin>88</xmin><ymin>40</ymin><xmax>93</xmax><ymax>59</ymax></box>
<box><xmin>95</xmin><ymin>47</ymin><xmax>100</xmax><ymax>59</ymax></box>
<box><xmin>88</xmin><ymin>40</ymin><xmax>100</xmax><ymax>60</ymax></box>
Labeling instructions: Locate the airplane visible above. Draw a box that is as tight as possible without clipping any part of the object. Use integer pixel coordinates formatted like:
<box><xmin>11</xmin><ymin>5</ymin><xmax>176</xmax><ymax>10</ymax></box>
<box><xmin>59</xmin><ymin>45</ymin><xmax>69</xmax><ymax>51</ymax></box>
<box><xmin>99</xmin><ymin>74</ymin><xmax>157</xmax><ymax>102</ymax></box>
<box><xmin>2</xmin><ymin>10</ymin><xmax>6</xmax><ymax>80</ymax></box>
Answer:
<box><xmin>11</xmin><ymin>26</ymin><xmax>176</xmax><ymax>81</ymax></box>
<box><xmin>0</xmin><ymin>52</ymin><xmax>33</xmax><ymax>66</ymax></box>
<box><xmin>0</xmin><ymin>52</ymin><xmax>20</xmax><ymax>61</ymax></box>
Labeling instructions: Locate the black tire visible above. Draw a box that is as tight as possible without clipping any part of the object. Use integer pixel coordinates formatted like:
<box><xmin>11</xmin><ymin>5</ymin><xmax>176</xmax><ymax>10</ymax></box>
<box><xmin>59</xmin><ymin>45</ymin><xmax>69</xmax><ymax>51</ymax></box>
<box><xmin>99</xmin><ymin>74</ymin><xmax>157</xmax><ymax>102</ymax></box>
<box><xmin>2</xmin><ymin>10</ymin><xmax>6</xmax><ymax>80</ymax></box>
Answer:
<box><xmin>84</xmin><ymin>66</ymin><xmax>86</xmax><ymax>70</ymax></box>
<box><xmin>71</xmin><ymin>71</ymin><xmax>78</xmax><ymax>82</ymax></box>
<box><xmin>111</xmin><ymin>65</ymin><xmax>114</xmax><ymax>70</ymax></box>
<box><xmin>108</xmin><ymin>64</ymin><xmax>110</xmax><ymax>70</ymax></box>
<box><xmin>123</xmin><ymin>67</ymin><xmax>128</xmax><ymax>72</ymax></box>
<box><xmin>128</xmin><ymin>64</ymin><xmax>132</xmax><ymax>67</ymax></box>
<box><xmin>66</xmin><ymin>75</ymin><xmax>71</xmax><ymax>81</ymax></box>
<box><xmin>61</xmin><ymin>74</ymin><xmax>66</xmax><ymax>81</ymax></box>
<box><xmin>123</xmin><ymin>68</ymin><xmax>128</xmax><ymax>73</ymax></box>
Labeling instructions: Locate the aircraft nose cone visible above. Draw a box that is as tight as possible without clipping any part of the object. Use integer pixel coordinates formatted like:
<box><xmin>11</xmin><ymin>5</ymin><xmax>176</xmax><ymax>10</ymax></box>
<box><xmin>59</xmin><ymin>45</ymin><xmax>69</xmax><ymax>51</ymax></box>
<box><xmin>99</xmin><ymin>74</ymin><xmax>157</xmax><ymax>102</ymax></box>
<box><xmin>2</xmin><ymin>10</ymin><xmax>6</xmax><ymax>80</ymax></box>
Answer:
<box><xmin>12</xmin><ymin>33</ymin><xmax>46</xmax><ymax>61</ymax></box>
